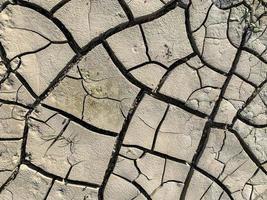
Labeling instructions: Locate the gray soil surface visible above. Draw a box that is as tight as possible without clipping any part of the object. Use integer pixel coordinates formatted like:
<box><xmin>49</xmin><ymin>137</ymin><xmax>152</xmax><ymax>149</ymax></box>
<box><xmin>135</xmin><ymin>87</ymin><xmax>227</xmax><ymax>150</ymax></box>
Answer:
<box><xmin>0</xmin><ymin>0</ymin><xmax>266</xmax><ymax>199</ymax></box>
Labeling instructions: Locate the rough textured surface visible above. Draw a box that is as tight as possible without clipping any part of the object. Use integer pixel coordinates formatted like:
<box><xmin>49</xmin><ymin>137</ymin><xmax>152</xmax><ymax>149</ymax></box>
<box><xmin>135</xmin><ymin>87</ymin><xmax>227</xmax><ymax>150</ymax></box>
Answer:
<box><xmin>0</xmin><ymin>0</ymin><xmax>266</xmax><ymax>200</ymax></box>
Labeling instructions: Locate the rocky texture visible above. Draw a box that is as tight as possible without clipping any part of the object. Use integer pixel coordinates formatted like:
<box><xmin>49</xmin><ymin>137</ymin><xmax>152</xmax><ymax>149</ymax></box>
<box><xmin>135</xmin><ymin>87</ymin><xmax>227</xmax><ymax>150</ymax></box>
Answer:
<box><xmin>0</xmin><ymin>0</ymin><xmax>266</xmax><ymax>200</ymax></box>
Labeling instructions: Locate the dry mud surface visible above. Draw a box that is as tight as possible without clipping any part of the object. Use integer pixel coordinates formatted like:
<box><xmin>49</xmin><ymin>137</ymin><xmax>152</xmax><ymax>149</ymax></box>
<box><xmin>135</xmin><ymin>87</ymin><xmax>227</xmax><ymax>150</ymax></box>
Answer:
<box><xmin>0</xmin><ymin>0</ymin><xmax>267</xmax><ymax>199</ymax></box>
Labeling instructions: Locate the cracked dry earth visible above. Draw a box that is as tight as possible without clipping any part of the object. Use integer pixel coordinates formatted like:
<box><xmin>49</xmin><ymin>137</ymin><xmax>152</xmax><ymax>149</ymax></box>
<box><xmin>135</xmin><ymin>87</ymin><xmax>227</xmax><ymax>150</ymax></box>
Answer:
<box><xmin>0</xmin><ymin>0</ymin><xmax>267</xmax><ymax>200</ymax></box>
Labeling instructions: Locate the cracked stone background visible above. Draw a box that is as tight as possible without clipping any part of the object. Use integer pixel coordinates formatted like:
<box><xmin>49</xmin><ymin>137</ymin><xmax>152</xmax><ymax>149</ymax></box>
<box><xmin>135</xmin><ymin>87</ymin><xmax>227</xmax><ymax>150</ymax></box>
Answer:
<box><xmin>0</xmin><ymin>0</ymin><xmax>266</xmax><ymax>199</ymax></box>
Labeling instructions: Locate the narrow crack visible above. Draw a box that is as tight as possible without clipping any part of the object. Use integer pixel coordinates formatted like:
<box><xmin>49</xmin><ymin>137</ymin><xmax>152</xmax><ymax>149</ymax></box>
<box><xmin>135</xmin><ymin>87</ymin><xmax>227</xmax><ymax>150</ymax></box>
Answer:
<box><xmin>98</xmin><ymin>90</ymin><xmax>145</xmax><ymax>200</ymax></box>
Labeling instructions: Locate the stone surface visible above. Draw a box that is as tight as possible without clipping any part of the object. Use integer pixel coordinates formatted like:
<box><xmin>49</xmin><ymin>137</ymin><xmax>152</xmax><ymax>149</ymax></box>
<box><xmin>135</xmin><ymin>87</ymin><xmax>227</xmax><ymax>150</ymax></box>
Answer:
<box><xmin>46</xmin><ymin>180</ymin><xmax>98</xmax><ymax>200</ymax></box>
<box><xmin>142</xmin><ymin>5</ymin><xmax>192</xmax><ymax>66</ymax></box>
<box><xmin>55</xmin><ymin>0</ymin><xmax>127</xmax><ymax>47</ymax></box>
<box><xmin>0</xmin><ymin>0</ymin><xmax>266</xmax><ymax>199</ymax></box>
<box><xmin>0</xmin><ymin>164</ymin><xmax>52</xmax><ymax>199</ymax></box>
<box><xmin>27</xmin><ymin>105</ymin><xmax>116</xmax><ymax>184</ymax></box>
<box><xmin>44</xmin><ymin>45</ymin><xmax>139</xmax><ymax>133</ymax></box>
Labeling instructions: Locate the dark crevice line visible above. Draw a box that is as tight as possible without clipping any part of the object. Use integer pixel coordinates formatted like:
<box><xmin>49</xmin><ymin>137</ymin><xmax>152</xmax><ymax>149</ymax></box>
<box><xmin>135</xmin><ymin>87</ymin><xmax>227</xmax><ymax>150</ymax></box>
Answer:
<box><xmin>41</xmin><ymin>104</ymin><xmax>118</xmax><ymax>137</ymax></box>
<box><xmin>29</xmin><ymin>117</ymin><xmax>54</xmax><ymax>130</ymax></box>
<box><xmin>122</xmin><ymin>144</ymin><xmax>188</xmax><ymax>165</ymax></box>
<box><xmin>81</xmin><ymin>0</ymin><xmax>179</xmax><ymax>54</ymax></box>
<box><xmin>200</xmin><ymin>182</ymin><xmax>213</xmax><ymax>200</ymax></box>
<box><xmin>260</xmin><ymin>0</ymin><xmax>267</xmax><ymax>7</ymax></box>
<box><xmin>43</xmin><ymin>178</ymin><xmax>55</xmax><ymax>200</ymax></box>
<box><xmin>118</xmin><ymin>153</ymin><xmax>136</xmax><ymax>161</ymax></box>
<box><xmin>122</xmin><ymin>143</ymin><xmax>234</xmax><ymax>198</ymax></box>
<box><xmin>113</xmin><ymin>173</ymin><xmax>152</xmax><ymax>200</ymax></box>
<box><xmin>14</xmin><ymin>72</ymin><xmax>38</xmax><ymax>99</ymax></box>
<box><xmin>10</xmin><ymin>42</ymin><xmax>52</xmax><ymax>62</ymax></box>
<box><xmin>186</xmin><ymin>86</ymin><xmax>221</xmax><ymax>103</ymax></box>
<box><xmin>0</xmin><ymin>51</ymin><xmax>84</xmax><ymax>194</ymax></box>
<box><xmin>162</xmin><ymin>179</ymin><xmax>183</xmax><ymax>185</ymax></box>
<box><xmin>155</xmin><ymin>52</ymin><xmax>197</xmax><ymax>92</ymax></box>
<box><xmin>227</xmin><ymin>127</ymin><xmax>267</xmax><ymax>175</ymax></box>
<box><xmin>0</xmin><ymin>166</ymin><xmax>19</xmax><ymax>193</ymax></box>
<box><xmin>169</xmin><ymin>52</ymin><xmax>197</xmax><ymax>71</ymax></box>
<box><xmin>44</xmin><ymin>119</ymin><xmax>70</xmax><ymax>155</ymax></box>
<box><xmin>98</xmin><ymin>90</ymin><xmax>145</xmax><ymax>200</ymax></box>
<box><xmin>161</xmin><ymin>158</ymin><xmax>167</xmax><ymax>185</ymax></box>
<box><xmin>176</xmin><ymin>0</ymin><xmax>188</xmax><ymax>9</ymax></box>
<box><xmin>139</xmin><ymin>24</ymin><xmax>151</xmax><ymax>61</ymax></box>
<box><xmin>6</xmin><ymin>0</ymin><xmax>181</xmax><ymax>117</ymax></box>
<box><xmin>202</xmin><ymin>0</ymin><xmax>249</xmax><ymax>145</ymax></box>
<box><xmin>118</xmin><ymin>0</ymin><xmax>134</xmax><ymax>22</ymax></box>
<box><xmin>217</xmin><ymin>1</ymin><xmax>244</xmax><ymax>10</ymax></box>
<box><xmin>0</xmin><ymin>2</ymin><xmax>228</xmax><ymax>195</ymax></box>
<box><xmin>254</xmin><ymin>79</ymin><xmax>267</xmax><ymax>93</ymax></box>
<box><xmin>102</xmin><ymin>39</ymin><xmax>152</xmax><ymax>91</ymax></box>
<box><xmin>45</xmin><ymin>113</ymin><xmax>58</xmax><ymax>123</ymax></box>
<box><xmin>103</xmin><ymin>40</ymin><xmax>207</xmax><ymax>118</ymax></box>
<box><xmin>19</xmin><ymin>113</ymin><xmax>30</xmax><ymax>163</ymax></box>
<box><xmin>196</xmin><ymin>68</ymin><xmax>203</xmax><ymax>88</ymax></box>
<box><xmin>231</xmin><ymin>78</ymin><xmax>267</xmax><ymax>126</ymax></box>
<box><xmin>0</xmin><ymin>1</ymin><xmax>13</xmax><ymax>12</ymax></box>
<box><xmin>180</xmin><ymin>3</ymin><xmax>249</xmax><ymax>199</ymax></box>
<box><xmin>151</xmin><ymin>92</ymin><xmax>208</xmax><ymax>118</ymax></box>
<box><xmin>226</xmin><ymin>8</ymin><xmax>240</xmax><ymax>49</ymax></box>
<box><xmin>180</xmin><ymin>123</ymin><xmax>212</xmax><ymax>200</ymax></box>
<box><xmin>0</xmin><ymin>41</ymin><xmax>9</xmax><ymax>63</ymax></box>
<box><xmin>0</xmin><ymin>42</ymin><xmax>13</xmax><ymax>88</ymax></box>
<box><xmin>183</xmin><ymin>4</ymin><xmax>228</xmax><ymax>76</ymax></box>
<box><xmin>233</xmin><ymin>72</ymin><xmax>257</xmax><ymax>88</ymax></box>
<box><xmin>218</xmin><ymin>191</ymin><xmax>224</xmax><ymax>200</ymax></box>
<box><xmin>0</xmin><ymin>137</ymin><xmax>23</xmax><ymax>141</ymax></box>
<box><xmin>236</xmin><ymin>115</ymin><xmax>267</xmax><ymax>128</ymax></box>
<box><xmin>64</xmin><ymin>164</ymin><xmax>74</xmax><ymax>180</ymax></box>
<box><xmin>50</xmin><ymin>0</ymin><xmax>71</xmax><ymax>15</ymax></box>
<box><xmin>65</xmin><ymin>75</ymin><xmax>82</xmax><ymax>80</ymax></box>
<box><xmin>0</xmin><ymin>41</ymin><xmax>38</xmax><ymax>100</ymax></box>
<box><xmin>0</xmin><ymin>71</ymin><xmax>11</xmax><ymax>86</ymax></box>
<box><xmin>127</xmin><ymin>60</ymin><xmax>168</xmax><ymax>72</ymax></box>
<box><xmin>192</xmin><ymin>51</ymin><xmax>227</xmax><ymax>77</ymax></box>
<box><xmin>193</xmin><ymin>166</ymin><xmax>233</xmax><ymax>200</ymax></box>
<box><xmin>0</xmin><ymin>98</ymin><xmax>32</xmax><ymax>109</ymax></box>
<box><xmin>151</xmin><ymin>105</ymin><xmax>169</xmax><ymax>150</ymax></box>
<box><xmin>200</xmin><ymin>25</ymin><xmax>207</xmax><ymax>57</ymax></box>
<box><xmin>63</xmin><ymin>178</ymin><xmax>99</xmax><ymax>189</ymax></box>
<box><xmin>0</xmin><ymin>40</ymin><xmax>35</xmax><ymax>193</ymax></box>
<box><xmin>1</xmin><ymin>1</ymin><xmax>264</xmax><ymax>198</ymax></box>
<box><xmin>242</xmin><ymin>47</ymin><xmax>267</xmax><ymax>64</ymax></box>
<box><xmin>15</xmin><ymin>0</ymin><xmax>81</xmax><ymax>54</ymax></box>
<box><xmin>22</xmin><ymin>160</ymin><xmax>100</xmax><ymax>188</ymax></box>
<box><xmin>159</xmin><ymin>0</ymin><xmax>167</xmax><ymax>5</ymax></box>
<box><xmin>256</xmin><ymin>11</ymin><xmax>267</xmax><ymax>22</ymax></box>
<box><xmin>192</xmin><ymin>3</ymin><xmax>214</xmax><ymax>33</ymax></box>
<box><xmin>10</xmin><ymin>40</ymin><xmax>68</xmax><ymax>61</ymax></box>
<box><xmin>210</xmin><ymin>122</ymin><xmax>227</xmax><ymax>129</ymax></box>
<box><xmin>134</xmin><ymin>159</ymin><xmax>150</xmax><ymax>181</ymax></box>
<box><xmin>8</xmin><ymin>27</ymin><xmax>53</xmax><ymax>43</ymax></box>
<box><xmin>33</xmin><ymin>54</ymin><xmax>80</xmax><ymax>107</ymax></box>
<box><xmin>0</xmin><ymin>169</ymin><xmax>12</xmax><ymax>173</ymax></box>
